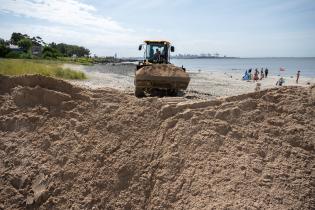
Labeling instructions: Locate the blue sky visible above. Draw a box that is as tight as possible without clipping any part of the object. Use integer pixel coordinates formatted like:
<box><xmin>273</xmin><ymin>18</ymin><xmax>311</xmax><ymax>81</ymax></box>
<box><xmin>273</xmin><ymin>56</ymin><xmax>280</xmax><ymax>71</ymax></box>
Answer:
<box><xmin>0</xmin><ymin>0</ymin><xmax>314</xmax><ymax>57</ymax></box>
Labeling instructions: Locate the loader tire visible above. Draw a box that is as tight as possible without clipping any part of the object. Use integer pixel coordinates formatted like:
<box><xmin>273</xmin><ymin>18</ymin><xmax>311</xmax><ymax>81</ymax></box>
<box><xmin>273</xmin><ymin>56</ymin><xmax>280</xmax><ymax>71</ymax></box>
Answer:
<box><xmin>135</xmin><ymin>88</ymin><xmax>145</xmax><ymax>98</ymax></box>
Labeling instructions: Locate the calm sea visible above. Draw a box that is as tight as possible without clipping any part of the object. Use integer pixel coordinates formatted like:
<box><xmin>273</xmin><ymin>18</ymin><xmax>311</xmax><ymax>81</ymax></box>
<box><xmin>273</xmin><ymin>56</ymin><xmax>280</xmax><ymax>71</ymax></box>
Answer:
<box><xmin>171</xmin><ymin>58</ymin><xmax>315</xmax><ymax>77</ymax></box>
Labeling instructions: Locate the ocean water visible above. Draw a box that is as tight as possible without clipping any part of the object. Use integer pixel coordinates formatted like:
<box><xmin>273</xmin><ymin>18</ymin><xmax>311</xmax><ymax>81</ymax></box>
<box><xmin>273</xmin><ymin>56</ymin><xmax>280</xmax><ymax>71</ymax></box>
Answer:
<box><xmin>171</xmin><ymin>58</ymin><xmax>315</xmax><ymax>77</ymax></box>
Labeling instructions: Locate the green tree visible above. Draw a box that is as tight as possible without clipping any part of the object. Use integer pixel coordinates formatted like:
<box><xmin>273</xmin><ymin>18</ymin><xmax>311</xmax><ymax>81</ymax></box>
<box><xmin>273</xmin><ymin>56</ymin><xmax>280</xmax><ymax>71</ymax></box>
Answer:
<box><xmin>17</xmin><ymin>38</ymin><xmax>32</xmax><ymax>52</ymax></box>
<box><xmin>49</xmin><ymin>43</ymin><xmax>90</xmax><ymax>57</ymax></box>
<box><xmin>31</xmin><ymin>36</ymin><xmax>46</xmax><ymax>46</ymax></box>
<box><xmin>8</xmin><ymin>32</ymin><xmax>91</xmax><ymax>58</ymax></box>
<box><xmin>10</xmin><ymin>32</ymin><xmax>29</xmax><ymax>45</ymax></box>
<box><xmin>42</xmin><ymin>46</ymin><xmax>60</xmax><ymax>59</ymax></box>
<box><xmin>0</xmin><ymin>38</ymin><xmax>9</xmax><ymax>57</ymax></box>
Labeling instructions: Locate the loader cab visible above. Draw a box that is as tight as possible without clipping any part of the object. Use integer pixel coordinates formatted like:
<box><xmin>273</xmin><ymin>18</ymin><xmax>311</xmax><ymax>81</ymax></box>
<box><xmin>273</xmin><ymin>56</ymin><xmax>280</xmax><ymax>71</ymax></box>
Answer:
<box><xmin>138</xmin><ymin>40</ymin><xmax>174</xmax><ymax>64</ymax></box>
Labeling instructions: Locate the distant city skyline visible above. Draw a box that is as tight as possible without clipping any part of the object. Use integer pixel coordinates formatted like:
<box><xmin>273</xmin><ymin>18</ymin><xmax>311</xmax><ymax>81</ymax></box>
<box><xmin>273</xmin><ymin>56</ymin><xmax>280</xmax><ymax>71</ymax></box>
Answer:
<box><xmin>0</xmin><ymin>0</ymin><xmax>314</xmax><ymax>57</ymax></box>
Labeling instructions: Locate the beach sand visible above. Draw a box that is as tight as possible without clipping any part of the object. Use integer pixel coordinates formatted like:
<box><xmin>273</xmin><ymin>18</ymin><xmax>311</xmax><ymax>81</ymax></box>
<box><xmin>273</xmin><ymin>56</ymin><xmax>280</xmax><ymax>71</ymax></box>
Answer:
<box><xmin>64</xmin><ymin>63</ymin><xmax>315</xmax><ymax>99</ymax></box>
<box><xmin>0</xmin><ymin>74</ymin><xmax>314</xmax><ymax>209</ymax></box>
<box><xmin>188</xmin><ymin>71</ymin><xmax>315</xmax><ymax>97</ymax></box>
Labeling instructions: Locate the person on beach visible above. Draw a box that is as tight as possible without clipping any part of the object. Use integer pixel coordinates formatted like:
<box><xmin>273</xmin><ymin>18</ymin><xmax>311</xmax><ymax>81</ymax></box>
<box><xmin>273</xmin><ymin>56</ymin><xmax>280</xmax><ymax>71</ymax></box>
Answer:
<box><xmin>265</xmin><ymin>68</ymin><xmax>269</xmax><ymax>78</ymax></box>
<box><xmin>296</xmin><ymin>70</ymin><xmax>301</xmax><ymax>84</ymax></box>
<box><xmin>248</xmin><ymin>69</ymin><xmax>252</xmax><ymax>80</ymax></box>
<box><xmin>276</xmin><ymin>77</ymin><xmax>285</xmax><ymax>86</ymax></box>
<box><xmin>260</xmin><ymin>69</ymin><xmax>264</xmax><ymax>80</ymax></box>
<box><xmin>253</xmin><ymin>69</ymin><xmax>259</xmax><ymax>81</ymax></box>
<box><xmin>242</xmin><ymin>70</ymin><xmax>250</xmax><ymax>80</ymax></box>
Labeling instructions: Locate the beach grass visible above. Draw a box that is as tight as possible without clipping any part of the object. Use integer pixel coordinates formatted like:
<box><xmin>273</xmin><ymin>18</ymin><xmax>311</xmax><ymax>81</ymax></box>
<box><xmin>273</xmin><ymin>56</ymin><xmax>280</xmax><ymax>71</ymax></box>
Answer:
<box><xmin>0</xmin><ymin>59</ymin><xmax>87</xmax><ymax>80</ymax></box>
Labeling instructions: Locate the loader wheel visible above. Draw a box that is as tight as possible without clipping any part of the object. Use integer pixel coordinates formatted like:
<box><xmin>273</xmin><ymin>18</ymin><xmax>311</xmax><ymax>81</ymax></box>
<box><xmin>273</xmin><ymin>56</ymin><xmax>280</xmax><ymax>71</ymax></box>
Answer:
<box><xmin>167</xmin><ymin>89</ymin><xmax>178</xmax><ymax>96</ymax></box>
<box><xmin>135</xmin><ymin>88</ymin><xmax>145</xmax><ymax>98</ymax></box>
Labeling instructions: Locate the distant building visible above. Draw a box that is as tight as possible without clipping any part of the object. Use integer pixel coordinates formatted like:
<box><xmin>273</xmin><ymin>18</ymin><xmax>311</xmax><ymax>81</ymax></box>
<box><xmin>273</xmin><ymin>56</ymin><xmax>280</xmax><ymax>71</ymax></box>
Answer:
<box><xmin>9</xmin><ymin>44</ymin><xmax>23</xmax><ymax>52</ymax></box>
<box><xmin>31</xmin><ymin>46</ymin><xmax>43</xmax><ymax>56</ymax></box>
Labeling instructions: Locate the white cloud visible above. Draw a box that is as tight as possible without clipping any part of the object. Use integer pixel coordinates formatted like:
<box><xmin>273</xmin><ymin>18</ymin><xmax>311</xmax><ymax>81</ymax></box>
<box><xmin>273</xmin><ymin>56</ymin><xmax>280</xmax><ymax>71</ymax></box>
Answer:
<box><xmin>0</xmin><ymin>0</ymin><xmax>147</xmax><ymax>56</ymax></box>
<box><xmin>0</xmin><ymin>22</ymin><xmax>145</xmax><ymax>56</ymax></box>
<box><xmin>0</xmin><ymin>0</ymin><xmax>127</xmax><ymax>32</ymax></box>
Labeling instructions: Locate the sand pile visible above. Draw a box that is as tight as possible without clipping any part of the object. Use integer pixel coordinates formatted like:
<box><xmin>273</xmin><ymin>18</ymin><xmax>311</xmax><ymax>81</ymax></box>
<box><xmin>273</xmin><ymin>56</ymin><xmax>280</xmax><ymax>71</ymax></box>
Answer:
<box><xmin>0</xmin><ymin>75</ymin><xmax>314</xmax><ymax>209</ymax></box>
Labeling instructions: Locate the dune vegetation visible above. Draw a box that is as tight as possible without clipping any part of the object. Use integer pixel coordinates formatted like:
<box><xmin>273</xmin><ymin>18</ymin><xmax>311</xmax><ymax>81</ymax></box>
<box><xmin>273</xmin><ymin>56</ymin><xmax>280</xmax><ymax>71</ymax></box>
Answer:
<box><xmin>0</xmin><ymin>59</ymin><xmax>87</xmax><ymax>80</ymax></box>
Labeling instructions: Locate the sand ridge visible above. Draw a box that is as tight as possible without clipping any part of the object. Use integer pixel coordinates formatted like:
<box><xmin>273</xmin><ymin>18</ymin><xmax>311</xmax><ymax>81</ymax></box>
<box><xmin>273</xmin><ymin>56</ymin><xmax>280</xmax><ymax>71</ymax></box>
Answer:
<box><xmin>0</xmin><ymin>75</ymin><xmax>314</xmax><ymax>209</ymax></box>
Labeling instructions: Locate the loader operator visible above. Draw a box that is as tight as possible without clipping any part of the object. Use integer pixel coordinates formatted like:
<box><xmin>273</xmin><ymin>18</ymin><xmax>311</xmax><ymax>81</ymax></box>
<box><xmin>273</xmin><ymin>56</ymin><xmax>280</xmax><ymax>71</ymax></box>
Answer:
<box><xmin>154</xmin><ymin>49</ymin><xmax>161</xmax><ymax>62</ymax></box>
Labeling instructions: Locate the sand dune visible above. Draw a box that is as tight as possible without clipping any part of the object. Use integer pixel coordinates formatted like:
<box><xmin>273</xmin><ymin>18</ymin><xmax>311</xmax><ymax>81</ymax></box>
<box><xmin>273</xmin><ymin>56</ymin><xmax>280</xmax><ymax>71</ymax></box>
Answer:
<box><xmin>0</xmin><ymin>75</ymin><xmax>314</xmax><ymax>209</ymax></box>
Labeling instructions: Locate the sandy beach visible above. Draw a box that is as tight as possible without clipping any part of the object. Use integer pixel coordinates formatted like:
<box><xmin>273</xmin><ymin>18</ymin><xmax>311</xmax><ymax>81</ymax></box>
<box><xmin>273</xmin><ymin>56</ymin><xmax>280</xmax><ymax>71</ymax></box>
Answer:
<box><xmin>64</xmin><ymin>63</ymin><xmax>315</xmax><ymax>99</ymax></box>
<box><xmin>2</xmin><ymin>0</ymin><xmax>314</xmax><ymax>208</ymax></box>
<box><xmin>1</xmin><ymin>74</ymin><xmax>314</xmax><ymax>209</ymax></box>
